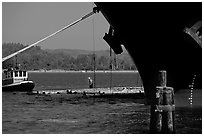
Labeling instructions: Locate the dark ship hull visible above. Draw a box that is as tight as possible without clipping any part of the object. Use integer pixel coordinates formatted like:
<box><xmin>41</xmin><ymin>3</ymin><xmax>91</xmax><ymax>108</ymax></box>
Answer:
<box><xmin>2</xmin><ymin>81</ymin><xmax>35</xmax><ymax>92</ymax></box>
<box><xmin>95</xmin><ymin>2</ymin><xmax>202</xmax><ymax>100</ymax></box>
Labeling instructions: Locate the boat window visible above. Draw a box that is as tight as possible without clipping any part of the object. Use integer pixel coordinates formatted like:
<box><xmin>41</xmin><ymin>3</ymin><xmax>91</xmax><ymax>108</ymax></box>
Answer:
<box><xmin>7</xmin><ymin>72</ymin><xmax>10</xmax><ymax>78</ymax></box>
<box><xmin>4</xmin><ymin>71</ymin><xmax>7</xmax><ymax>78</ymax></box>
<box><xmin>23</xmin><ymin>71</ymin><xmax>26</xmax><ymax>77</ymax></box>
<box><xmin>19</xmin><ymin>71</ymin><xmax>22</xmax><ymax>77</ymax></box>
<box><xmin>15</xmin><ymin>71</ymin><xmax>18</xmax><ymax>77</ymax></box>
<box><xmin>11</xmin><ymin>72</ymin><xmax>13</xmax><ymax>77</ymax></box>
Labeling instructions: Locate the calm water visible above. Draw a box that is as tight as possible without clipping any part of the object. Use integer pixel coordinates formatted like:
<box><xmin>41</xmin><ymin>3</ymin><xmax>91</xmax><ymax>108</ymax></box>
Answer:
<box><xmin>30</xmin><ymin>72</ymin><xmax>143</xmax><ymax>90</ymax></box>
<box><xmin>2</xmin><ymin>72</ymin><xmax>202</xmax><ymax>134</ymax></box>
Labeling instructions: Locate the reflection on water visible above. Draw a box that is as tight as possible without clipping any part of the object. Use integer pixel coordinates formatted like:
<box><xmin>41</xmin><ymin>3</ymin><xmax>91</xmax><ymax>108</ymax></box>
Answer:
<box><xmin>175</xmin><ymin>107</ymin><xmax>202</xmax><ymax>134</ymax></box>
<box><xmin>175</xmin><ymin>89</ymin><xmax>202</xmax><ymax>107</ymax></box>
<box><xmin>2</xmin><ymin>93</ymin><xmax>150</xmax><ymax>134</ymax></box>
<box><xmin>174</xmin><ymin>89</ymin><xmax>202</xmax><ymax>134</ymax></box>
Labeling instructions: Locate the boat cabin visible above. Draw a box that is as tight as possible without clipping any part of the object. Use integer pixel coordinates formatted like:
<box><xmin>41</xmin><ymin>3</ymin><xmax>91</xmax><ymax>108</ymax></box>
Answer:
<box><xmin>2</xmin><ymin>70</ymin><xmax>29</xmax><ymax>85</ymax></box>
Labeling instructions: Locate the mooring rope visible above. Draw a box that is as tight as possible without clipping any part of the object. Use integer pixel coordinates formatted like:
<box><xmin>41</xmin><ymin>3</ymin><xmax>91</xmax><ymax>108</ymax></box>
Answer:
<box><xmin>110</xmin><ymin>47</ymin><xmax>113</xmax><ymax>93</ymax></box>
<box><xmin>92</xmin><ymin>2</ymin><xmax>96</xmax><ymax>92</ymax></box>
<box><xmin>3</xmin><ymin>8</ymin><xmax>99</xmax><ymax>62</ymax></box>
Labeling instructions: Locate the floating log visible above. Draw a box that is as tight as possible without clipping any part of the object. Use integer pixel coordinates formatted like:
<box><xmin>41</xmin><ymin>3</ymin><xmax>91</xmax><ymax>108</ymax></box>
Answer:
<box><xmin>32</xmin><ymin>86</ymin><xmax>144</xmax><ymax>95</ymax></box>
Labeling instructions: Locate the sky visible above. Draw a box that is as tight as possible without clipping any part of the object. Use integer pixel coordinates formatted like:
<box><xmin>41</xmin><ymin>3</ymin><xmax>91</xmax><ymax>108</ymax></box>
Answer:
<box><xmin>2</xmin><ymin>2</ymin><xmax>110</xmax><ymax>50</ymax></box>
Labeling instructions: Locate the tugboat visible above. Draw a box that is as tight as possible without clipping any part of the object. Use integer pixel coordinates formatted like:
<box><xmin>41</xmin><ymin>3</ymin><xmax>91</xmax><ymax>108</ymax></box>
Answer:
<box><xmin>2</xmin><ymin>69</ymin><xmax>35</xmax><ymax>92</ymax></box>
<box><xmin>2</xmin><ymin>55</ymin><xmax>35</xmax><ymax>92</ymax></box>
<box><xmin>2</xmin><ymin>68</ymin><xmax>35</xmax><ymax>92</ymax></box>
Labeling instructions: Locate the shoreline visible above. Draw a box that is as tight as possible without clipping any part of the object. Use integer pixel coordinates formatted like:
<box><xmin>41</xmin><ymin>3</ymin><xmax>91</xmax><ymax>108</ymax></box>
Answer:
<box><xmin>28</xmin><ymin>70</ymin><xmax>139</xmax><ymax>73</ymax></box>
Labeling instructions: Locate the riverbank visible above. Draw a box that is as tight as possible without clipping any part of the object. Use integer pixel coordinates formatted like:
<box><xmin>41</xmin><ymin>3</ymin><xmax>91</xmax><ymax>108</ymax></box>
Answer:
<box><xmin>28</xmin><ymin>70</ymin><xmax>139</xmax><ymax>73</ymax></box>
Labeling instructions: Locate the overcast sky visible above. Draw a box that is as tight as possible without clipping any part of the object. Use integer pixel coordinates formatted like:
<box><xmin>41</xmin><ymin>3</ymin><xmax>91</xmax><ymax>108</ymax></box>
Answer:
<box><xmin>2</xmin><ymin>2</ymin><xmax>110</xmax><ymax>50</ymax></box>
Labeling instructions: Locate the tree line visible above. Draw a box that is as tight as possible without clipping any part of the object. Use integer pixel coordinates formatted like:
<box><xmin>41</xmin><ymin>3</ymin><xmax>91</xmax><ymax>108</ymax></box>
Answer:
<box><xmin>2</xmin><ymin>43</ymin><xmax>137</xmax><ymax>71</ymax></box>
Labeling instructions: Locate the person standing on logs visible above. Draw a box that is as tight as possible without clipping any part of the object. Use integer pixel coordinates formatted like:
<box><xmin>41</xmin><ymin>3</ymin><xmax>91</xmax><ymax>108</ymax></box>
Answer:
<box><xmin>88</xmin><ymin>77</ymin><xmax>93</xmax><ymax>88</ymax></box>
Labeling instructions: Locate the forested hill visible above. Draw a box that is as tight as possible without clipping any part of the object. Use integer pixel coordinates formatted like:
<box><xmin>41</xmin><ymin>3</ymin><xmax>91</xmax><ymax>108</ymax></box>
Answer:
<box><xmin>2</xmin><ymin>43</ymin><xmax>137</xmax><ymax>71</ymax></box>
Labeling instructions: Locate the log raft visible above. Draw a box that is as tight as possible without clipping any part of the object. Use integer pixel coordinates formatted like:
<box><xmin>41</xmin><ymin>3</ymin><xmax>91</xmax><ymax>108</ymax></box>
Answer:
<box><xmin>32</xmin><ymin>86</ymin><xmax>144</xmax><ymax>97</ymax></box>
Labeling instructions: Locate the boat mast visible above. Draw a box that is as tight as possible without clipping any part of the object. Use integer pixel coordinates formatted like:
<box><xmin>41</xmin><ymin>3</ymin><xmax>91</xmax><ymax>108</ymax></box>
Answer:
<box><xmin>15</xmin><ymin>55</ymin><xmax>18</xmax><ymax>69</ymax></box>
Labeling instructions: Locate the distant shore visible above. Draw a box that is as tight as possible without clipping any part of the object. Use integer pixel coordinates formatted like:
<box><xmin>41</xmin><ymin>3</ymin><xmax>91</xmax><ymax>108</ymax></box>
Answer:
<box><xmin>28</xmin><ymin>70</ymin><xmax>138</xmax><ymax>73</ymax></box>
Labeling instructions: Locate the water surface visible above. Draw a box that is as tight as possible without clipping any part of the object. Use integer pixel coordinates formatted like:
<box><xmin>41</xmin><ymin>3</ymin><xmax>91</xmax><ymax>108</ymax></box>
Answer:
<box><xmin>2</xmin><ymin>72</ymin><xmax>201</xmax><ymax>134</ymax></box>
